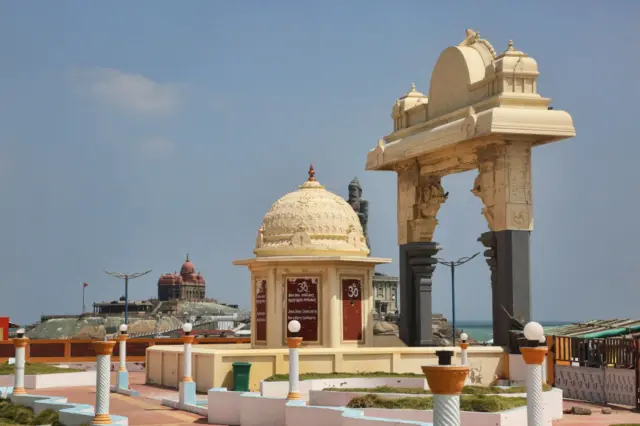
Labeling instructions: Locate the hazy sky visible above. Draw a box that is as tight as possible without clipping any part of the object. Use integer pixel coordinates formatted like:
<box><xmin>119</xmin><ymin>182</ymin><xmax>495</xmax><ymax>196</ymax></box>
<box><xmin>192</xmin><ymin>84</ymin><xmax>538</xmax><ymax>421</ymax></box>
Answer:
<box><xmin>1</xmin><ymin>1</ymin><xmax>638</xmax><ymax>325</ymax></box>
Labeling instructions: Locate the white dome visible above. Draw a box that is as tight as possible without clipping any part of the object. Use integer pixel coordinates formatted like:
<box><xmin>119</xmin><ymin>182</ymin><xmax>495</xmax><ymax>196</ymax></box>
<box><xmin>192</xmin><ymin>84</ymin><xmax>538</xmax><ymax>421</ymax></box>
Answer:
<box><xmin>254</xmin><ymin>167</ymin><xmax>369</xmax><ymax>257</ymax></box>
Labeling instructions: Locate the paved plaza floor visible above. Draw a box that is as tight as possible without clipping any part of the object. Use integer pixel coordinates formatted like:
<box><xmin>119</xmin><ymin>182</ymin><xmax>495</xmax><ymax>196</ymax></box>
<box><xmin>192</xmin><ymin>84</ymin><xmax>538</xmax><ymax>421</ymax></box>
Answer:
<box><xmin>555</xmin><ymin>400</ymin><xmax>640</xmax><ymax>425</ymax></box>
<box><xmin>31</xmin><ymin>372</ymin><xmax>211</xmax><ymax>426</ymax></box>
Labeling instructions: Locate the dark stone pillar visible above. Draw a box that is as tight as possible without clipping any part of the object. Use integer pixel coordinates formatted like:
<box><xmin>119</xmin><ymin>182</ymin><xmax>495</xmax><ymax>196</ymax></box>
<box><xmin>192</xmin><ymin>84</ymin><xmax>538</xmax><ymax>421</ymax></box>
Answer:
<box><xmin>399</xmin><ymin>242</ymin><xmax>440</xmax><ymax>346</ymax></box>
<box><xmin>479</xmin><ymin>230</ymin><xmax>531</xmax><ymax>349</ymax></box>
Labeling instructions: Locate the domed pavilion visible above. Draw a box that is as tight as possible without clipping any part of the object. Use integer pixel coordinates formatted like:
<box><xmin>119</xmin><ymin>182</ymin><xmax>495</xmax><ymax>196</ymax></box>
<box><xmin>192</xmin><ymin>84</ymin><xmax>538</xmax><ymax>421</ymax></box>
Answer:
<box><xmin>233</xmin><ymin>166</ymin><xmax>391</xmax><ymax>349</ymax></box>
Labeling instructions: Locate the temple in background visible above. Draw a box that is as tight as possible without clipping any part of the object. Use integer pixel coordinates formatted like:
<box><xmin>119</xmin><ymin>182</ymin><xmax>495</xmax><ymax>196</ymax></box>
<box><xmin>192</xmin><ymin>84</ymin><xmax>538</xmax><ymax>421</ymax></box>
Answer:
<box><xmin>157</xmin><ymin>254</ymin><xmax>206</xmax><ymax>301</ymax></box>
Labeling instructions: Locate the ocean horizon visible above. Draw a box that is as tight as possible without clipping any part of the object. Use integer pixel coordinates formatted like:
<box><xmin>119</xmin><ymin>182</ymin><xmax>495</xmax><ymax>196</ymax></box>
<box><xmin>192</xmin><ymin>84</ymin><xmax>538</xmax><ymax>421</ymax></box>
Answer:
<box><xmin>456</xmin><ymin>320</ymin><xmax>572</xmax><ymax>342</ymax></box>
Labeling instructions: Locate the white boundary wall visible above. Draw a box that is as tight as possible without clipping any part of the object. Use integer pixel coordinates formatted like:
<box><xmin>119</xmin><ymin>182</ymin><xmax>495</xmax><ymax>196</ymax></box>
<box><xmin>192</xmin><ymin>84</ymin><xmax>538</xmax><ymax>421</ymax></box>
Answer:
<box><xmin>0</xmin><ymin>371</ymin><xmax>95</xmax><ymax>389</ymax></box>
<box><xmin>207</xmin><ymin>387</ymin><xmax>563</xmax><ymax>426</ymax></box>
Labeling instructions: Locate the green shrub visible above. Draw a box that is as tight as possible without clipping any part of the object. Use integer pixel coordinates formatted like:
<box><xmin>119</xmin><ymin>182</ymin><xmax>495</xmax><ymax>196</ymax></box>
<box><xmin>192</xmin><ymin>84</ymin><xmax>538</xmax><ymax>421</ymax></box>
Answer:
<box><xmin>346</xmin><ymin>394</ymin><xmax>527</xmax><ymax>412</ymax></box>
<box><xmin>264</xmin><ymin>371</ymin><xmax>423</xmax><ymax>382</ymax></box>
<box><xmin>327</xmin><ymin>384</ymin><xmax>552</xmax><ymax>395</ymax></box>
<box><xmin>0</xmin><ymin>400</ymin><xmax>62</xmax><ymax>425</ymax></box>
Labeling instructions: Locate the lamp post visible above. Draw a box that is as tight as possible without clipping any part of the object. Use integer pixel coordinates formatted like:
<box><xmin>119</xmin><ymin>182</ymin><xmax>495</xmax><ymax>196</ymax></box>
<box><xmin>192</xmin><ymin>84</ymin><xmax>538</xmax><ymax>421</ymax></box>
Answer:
<box><xmin>82</xmin><ymin>282</ymin><xmax>88</xmax><ymax>314</ymax></box>
<box><xmin>104</xmin><ymin>269</ymin><xmax>152</xmax><ymax>325</ymax></box>
<box><xmin>435</xmin><ymin>253</ymin><xmax>480</xmax><ymax>346</ymax></box>
<box><xmin>422</xmin><ymin>350</ymin><xmax>469</xmax><ymax>426</ymax></box>
<box><xmin>116</xmin><ymin>324</ymin><xmax>128</xmax><ymax>390</ymax></box>
<box><xmin>459</xmin><ymin>332</ymin><xmax>469</xmax><ymax>366</ymax></box>
<box><xmin>286</xmin><ymin>320</ymin><xmax>303</xmax><ymax>400</ymax></box>
<box><xmin>520</xmin><ymin>321</ymin><xmax>547</xmax><ymax>426</ymax></box>
<box><xmin>12</xmin><ymin>328</ymin><xmax>27</xmax><ymax>395</ymax></box>
<box><xmin>179</xmin><ymin>322</ymin><xmax>196</xmax><ymax>405</ymax></box>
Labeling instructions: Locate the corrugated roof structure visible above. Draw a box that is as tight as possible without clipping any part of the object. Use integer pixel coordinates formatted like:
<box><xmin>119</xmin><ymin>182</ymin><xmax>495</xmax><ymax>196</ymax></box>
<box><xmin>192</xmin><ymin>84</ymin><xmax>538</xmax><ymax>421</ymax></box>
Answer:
<box><xmin>547</xmin><ymin>318</ymin><xmax>640</xmax><ymax>337</ymax></box>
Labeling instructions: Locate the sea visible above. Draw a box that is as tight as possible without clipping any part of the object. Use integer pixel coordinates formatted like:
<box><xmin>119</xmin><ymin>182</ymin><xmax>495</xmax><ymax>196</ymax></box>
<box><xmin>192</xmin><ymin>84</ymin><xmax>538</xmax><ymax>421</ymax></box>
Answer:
<box><xmin>456</xmin><ymin>321</ymin><xmax>571</xmax><ymax>343</ymax></box>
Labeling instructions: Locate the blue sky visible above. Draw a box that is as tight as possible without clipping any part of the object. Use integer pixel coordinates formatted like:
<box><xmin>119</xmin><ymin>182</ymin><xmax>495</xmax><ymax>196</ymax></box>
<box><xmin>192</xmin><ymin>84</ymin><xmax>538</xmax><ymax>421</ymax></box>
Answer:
<box><xmin>0</xmin><ymin>1</ymin><xmax>638</xmax><ymax>324</ymax></box>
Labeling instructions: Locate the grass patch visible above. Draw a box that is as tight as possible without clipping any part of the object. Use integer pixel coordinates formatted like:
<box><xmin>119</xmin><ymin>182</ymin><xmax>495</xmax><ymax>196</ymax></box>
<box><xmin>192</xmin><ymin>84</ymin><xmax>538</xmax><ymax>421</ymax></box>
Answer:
<box><xmin>0</xmin><ymin>363</ymin><xmax>84</xmax><ymax>376</ymax></box>
<box><xmin>264</xmin><ymin>371</ymin><xmax>424</xmax><ymax>382</ymax></box>
<box><xmin>346</xmin><ymin>394</ymin><xmax>527</xmax><ymax>412</ymax></box>
<box><xmin>0</xmin><ymin>399</ymin><xmax>63</xmax><ymax>425</ymax></box>
<box><xmin>326</xmin><ymin>384</ymin><xmax>552</xmax><ymax>395</ymax></box>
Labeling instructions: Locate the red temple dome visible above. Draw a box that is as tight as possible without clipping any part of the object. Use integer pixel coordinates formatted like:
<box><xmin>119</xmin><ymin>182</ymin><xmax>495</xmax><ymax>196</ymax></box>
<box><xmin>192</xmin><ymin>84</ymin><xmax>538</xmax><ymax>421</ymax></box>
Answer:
<box><xmin>180</xmin><ymin>254</ymin><xmax>195</xmax><ymax>275</ymax></box>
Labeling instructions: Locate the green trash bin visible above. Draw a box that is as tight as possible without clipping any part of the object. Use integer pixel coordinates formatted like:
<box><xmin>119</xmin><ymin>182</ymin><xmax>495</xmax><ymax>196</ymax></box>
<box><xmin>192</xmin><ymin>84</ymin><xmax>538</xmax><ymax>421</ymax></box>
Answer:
<box><xmin>232</xmin><ymin>361</ymin><xmax>252</xmax><ymax>392</ymax></box>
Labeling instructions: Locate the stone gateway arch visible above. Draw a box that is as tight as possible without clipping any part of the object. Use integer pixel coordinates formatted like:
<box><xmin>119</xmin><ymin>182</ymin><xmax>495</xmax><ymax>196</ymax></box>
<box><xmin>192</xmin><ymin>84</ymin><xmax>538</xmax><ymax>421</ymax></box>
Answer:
<box><xmin>365</xmin><ymin>29</ymin><xmax>575</xmax><ymax>348</ymax></box>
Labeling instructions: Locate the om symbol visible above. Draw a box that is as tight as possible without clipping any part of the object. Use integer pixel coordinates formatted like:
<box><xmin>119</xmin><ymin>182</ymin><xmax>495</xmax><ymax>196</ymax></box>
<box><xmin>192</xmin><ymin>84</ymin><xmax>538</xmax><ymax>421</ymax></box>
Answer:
<box><xmin>297</xmin><ymin>282</ymin><xmax>309</xmax><ymax>293</ymax></box>
<box><xmin>347</xmin><ymin>283</ymin><xmax>359</xmax><ymax>299</ymax></box>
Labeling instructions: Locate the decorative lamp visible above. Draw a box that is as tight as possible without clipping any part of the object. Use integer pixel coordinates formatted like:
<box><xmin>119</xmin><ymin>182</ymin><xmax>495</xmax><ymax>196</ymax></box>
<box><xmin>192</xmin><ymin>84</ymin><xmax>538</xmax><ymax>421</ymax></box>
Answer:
<box><xmin>16</xmin><ymin>329</ymin><xmax>25</xmax><ymax>338</ymax></box>
<box><xmin>460</xmin><ymin>332</ymin><xmax>468</xmax><ymax>343</ymax></box>
<box><xmin>119</xmin><ymin>324</ymin><xmax>128</xmax><ymax>334</ymax></box>
<box><xmin>288</xmin><ymin>320</ymin><xmax>301</xmax><ymax>334</ymax></box>
<box><xmin>183</xmin><ymin>323</ymin><xmax>193</xmax><ymax>335</ymax></box>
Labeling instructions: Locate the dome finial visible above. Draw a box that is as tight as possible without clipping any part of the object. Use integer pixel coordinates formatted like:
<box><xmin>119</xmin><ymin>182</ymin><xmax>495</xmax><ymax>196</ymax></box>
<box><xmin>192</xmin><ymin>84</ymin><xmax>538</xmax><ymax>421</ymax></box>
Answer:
<box><xmin>186</xmin><ymin>253</ymin><xmax>190</xmax><ymax>262</ymax></box>
<box><xmin>507</xmin><ymin>40</ymin><xmax>514</xmax><ymax>51</ymax></box>
<box><xmin>308</xmin><ymin>164</ymin><xmax>316</xmax><ymax>181</ymax></box>
<box><xmin>410</xmin><ymin>82</ymin><xmax>416</xmax><ymax>92</ymax></box>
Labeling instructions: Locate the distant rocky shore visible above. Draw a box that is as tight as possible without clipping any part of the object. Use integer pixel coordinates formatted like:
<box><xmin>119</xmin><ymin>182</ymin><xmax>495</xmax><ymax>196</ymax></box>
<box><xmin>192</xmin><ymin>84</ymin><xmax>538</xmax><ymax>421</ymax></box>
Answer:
<box><xmin>373</xmin><ymin>314</ymin><xmax>480</xmax><ymax>346</ymax></box>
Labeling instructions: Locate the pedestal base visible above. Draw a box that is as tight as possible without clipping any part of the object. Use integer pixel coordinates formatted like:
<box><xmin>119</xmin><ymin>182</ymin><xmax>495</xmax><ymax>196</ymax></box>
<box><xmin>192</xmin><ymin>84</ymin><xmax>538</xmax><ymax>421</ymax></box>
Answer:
<box><xmin>116</xmin><ymin>371</ymin><xmax>128</xmax><ymax>390</ymax></box>
<box><xmin>179</xmin><ymin>381</ymin><xmax>196</xmax><ymax>405</ymax></box>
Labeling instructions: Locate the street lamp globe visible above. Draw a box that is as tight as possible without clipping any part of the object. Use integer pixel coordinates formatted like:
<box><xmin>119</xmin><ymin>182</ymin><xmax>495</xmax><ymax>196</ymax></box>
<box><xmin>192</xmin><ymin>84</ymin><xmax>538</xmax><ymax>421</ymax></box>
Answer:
<box><xmin>523</xmin><ymin>321</ymin><xmax>544</xmax><ymax>342</ymax></box>
<box><xmin>183</xmin><ymin>323</ymin><xmax>193</xmax><ymax>334</ymax></box>
<box><xmin>16</xmin><ymin>329</ymin><xmax>25</xmax><ymax>338</ymax></box>
<box><xmin>288</xmin><ymin>320</ymin><xmax>301</xmax><ymax>334</ymax></box>
<box><xmin>460</xmin><ymin>332</ymin><xmax>468</xmax><ymax>342</ymax></box>
<box><xmin>119</xmin><ymin>324</ymin><xmax>128</xmax><ymax>333</ymax></box>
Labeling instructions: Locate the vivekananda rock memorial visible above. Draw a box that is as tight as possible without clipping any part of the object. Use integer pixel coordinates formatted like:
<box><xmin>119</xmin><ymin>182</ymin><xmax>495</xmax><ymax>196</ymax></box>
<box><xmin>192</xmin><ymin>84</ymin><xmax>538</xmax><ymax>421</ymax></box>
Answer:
<box><xmin>146</xmin><ymin>28</ymin><xmax>575</xmax><ymax>393</ymax></box>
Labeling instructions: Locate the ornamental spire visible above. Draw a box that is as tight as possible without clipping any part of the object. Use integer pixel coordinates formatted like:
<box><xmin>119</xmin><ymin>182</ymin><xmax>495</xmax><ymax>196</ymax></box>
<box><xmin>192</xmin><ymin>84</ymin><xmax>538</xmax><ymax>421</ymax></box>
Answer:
<box><xmin>308</xmin><ymin>164</ymin><xmax>316</xmax><ymax>181</ymax></box>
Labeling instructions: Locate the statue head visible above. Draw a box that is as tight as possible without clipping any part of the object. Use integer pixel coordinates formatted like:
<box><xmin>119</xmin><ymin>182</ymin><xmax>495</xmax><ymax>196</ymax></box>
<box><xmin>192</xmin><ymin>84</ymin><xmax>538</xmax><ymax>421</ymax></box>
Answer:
<box><xmin>348</xmin><ymin>177</ymin><xmax>362</xmax><ymax>201</ymax></box>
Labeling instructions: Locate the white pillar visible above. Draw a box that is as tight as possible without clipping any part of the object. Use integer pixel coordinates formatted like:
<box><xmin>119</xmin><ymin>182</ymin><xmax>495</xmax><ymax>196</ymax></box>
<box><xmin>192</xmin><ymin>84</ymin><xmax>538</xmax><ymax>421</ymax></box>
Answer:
<box><xmin>183</xmin><ymin>337</ymin><xmax>193</xmax><ymax>382</ymax></box>
<box><xmin>179</xmin><ymin>335</ymin><xmax>196</xmax><ymax>405</ymax></box>
<box><xmin>12</xmin><ymin>338</ymin><xmax>28</xmax><ymax>395</ymax></box>
<box><xmin>287</xmin><ymin>337</ymin><xmax>302</xmax><ymax>400</ymax></box>
<box><xmin>92</xmin><ymin>341</ymin><xmax>115</xmax><ymax>425</ymax></box>
<box><xmin>422</xmin><ymin>365</ymin><xmax>469</xmax><ymax>426</ymax></box>
<box><xmin>433</xmin><ymin>394</ymin><xmax>461</xmax><ymax>426</ymax></box>
<box><xmin>118</xmin><ymin>336</ymin><xmax>127</xmax><ymax>372</ymax></box>
<box><xmin>520</xmin><ymin>347</ymin><xmax>548</xmax><ymax>426</ymax></box>
<box><xmin>460</xmin><ymin>342</ymin><xmax>469</xmax><ymax>366</ymax></box>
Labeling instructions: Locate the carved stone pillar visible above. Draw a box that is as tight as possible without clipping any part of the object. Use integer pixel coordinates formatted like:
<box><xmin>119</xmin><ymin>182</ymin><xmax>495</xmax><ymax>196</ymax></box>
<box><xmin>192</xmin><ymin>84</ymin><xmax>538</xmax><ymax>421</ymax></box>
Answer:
<box><xmin>473</xmin><ymin>142</ymin><xmax>532</xmax><ymax>349</ymax></box>
<box><xmin>396</xmin><ymin>161</ymin><xmax>447</xmax><ymax>347</ymax></box>
<box><xmin>400</xmin><ymin>243</ymin><xmax>440</xmax><ymax>346</ymax></box>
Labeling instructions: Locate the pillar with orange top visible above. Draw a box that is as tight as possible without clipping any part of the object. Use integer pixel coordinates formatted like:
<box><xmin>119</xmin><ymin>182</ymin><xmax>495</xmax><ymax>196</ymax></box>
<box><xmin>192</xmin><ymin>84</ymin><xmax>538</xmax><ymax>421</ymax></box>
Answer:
<box><xmin>422</xmin><ymin>350</ymin><xmax>469</xmax><ymax>426</ymax></box>
<box><xmin>12</xmin><ymin>328</ymin><xmax>28</xmax><ymax>395</ymax></box>
<box><xmin>179</xmin><ymin>322</ymin><xmax>196</xmax><ymax>405</ymax></box>
<box><xmin>116</xmin><ymin>324</ymin><xmax>129</xmax><ymax>390</ymax></box>
<box><xmin>459</xmin><ymin>332</ymin><xmax>469</xmax><ymax>366</ymax></box>
<box><xmin>521</xmin><ymin>321</ymin><xmax>548</xmax><ymax>426</ymax></box>
<box><xmin>286</xmin><ymin>320</ymin><xmax>303</xmax><ymax>400</ymax></box>
<box><xmin>92</xmin><ymin>339</ymin><xmax>116</xmax><ymax>425</ymax></box>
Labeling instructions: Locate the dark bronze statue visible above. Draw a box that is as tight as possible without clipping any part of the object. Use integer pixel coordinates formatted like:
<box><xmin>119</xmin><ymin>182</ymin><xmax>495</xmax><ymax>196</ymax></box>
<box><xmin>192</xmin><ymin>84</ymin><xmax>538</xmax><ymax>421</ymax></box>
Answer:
<box><xmin>347</xmin><ymin>177</ymin><xmax>370</xmax><ymax>249</ymax></box>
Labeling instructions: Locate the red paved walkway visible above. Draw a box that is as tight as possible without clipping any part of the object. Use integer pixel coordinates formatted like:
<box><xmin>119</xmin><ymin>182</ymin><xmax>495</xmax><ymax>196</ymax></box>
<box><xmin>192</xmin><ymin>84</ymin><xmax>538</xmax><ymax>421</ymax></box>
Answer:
<box><xmin>30</xmin><ymin>372</ymin><xmax>209</xmax><ymax>425</ymax></box>
<box><xmin>554</xmin><ymin>400</ymin><xmax>640</xmax><ymax>425</ymax></box>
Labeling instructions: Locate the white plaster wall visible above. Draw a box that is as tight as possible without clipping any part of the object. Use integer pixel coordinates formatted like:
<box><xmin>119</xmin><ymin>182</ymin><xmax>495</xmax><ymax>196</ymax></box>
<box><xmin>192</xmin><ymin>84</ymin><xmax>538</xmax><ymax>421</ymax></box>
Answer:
<box><xmin>508</xmin><ymin>354</ymin><xmax>548</xmax><ymax>385</ymax></box>
<box><xmin>0</xmin><ymin>372</ymin><xmax>96</xmax><ymax>389</ymax></box>
<box><xmin>285</xmin><ymin>404</ymin><xmax>349</xmax><ymax>426</ymax></box>
<box><xmin>239</xmin><ymin>393</ymin><xmax>288</xmax><ymax>426</ymax></box>
<box><xmin>208</xmin><ymin>389</ymin><xmax>254</xmax><ymax>426</ymax></box>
